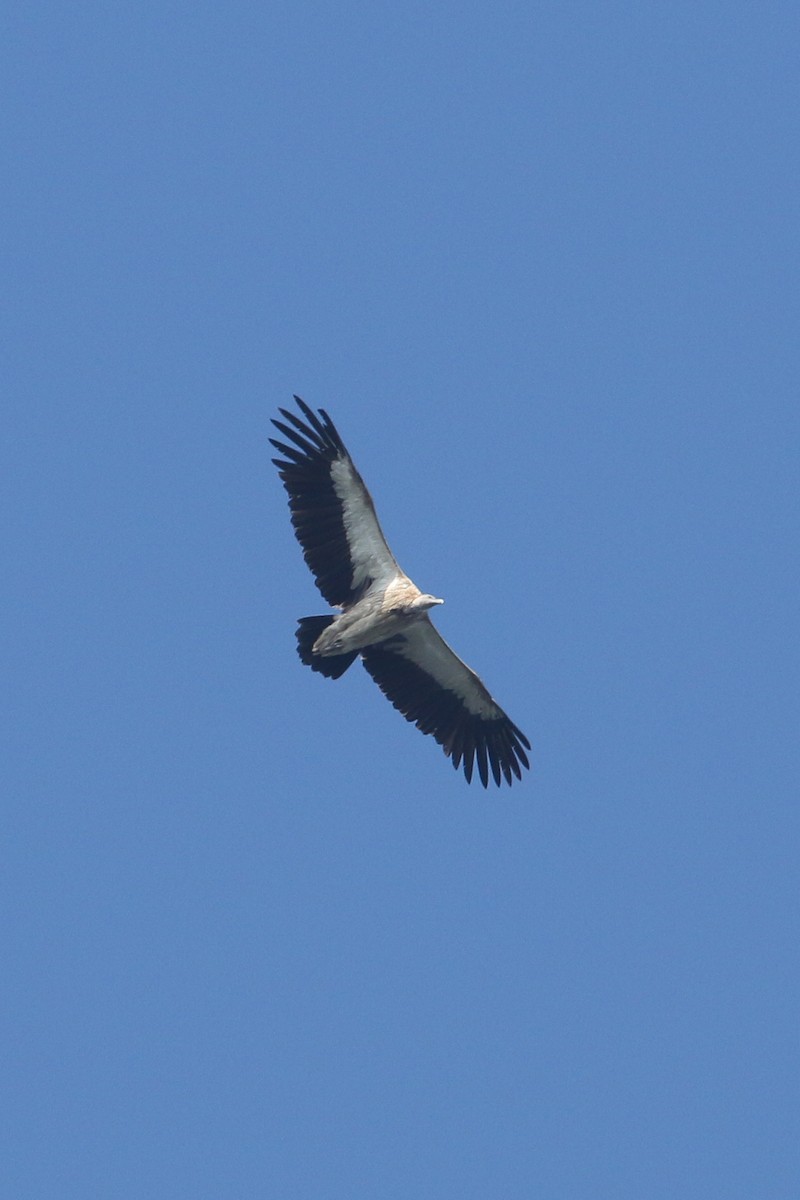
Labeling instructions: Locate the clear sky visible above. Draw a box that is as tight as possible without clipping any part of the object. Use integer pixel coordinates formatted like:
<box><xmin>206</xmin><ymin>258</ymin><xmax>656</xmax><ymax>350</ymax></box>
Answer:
<box><xmin>4</xmin><ymin>3</ymin><xmax>798</xmax><ymax>1197</ymax></box>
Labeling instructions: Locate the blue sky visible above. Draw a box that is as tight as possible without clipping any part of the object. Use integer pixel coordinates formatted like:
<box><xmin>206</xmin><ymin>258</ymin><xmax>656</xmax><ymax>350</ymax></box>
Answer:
<box><xmin>3</xmin><ymin>2</ymin><xmax>798</xmax><ymax>1196</ymax></box>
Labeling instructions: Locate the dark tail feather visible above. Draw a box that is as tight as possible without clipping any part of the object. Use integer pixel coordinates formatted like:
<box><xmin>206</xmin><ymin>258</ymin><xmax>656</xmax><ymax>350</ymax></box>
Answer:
<box><xmin>295</xmin><ymin>616</ymin><xmax>357</xmax><ymax>679</ymax></box>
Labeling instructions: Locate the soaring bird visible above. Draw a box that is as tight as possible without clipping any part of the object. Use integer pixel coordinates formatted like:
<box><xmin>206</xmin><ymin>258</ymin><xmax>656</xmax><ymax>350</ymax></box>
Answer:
<box><xmin>270</xmin><ymin>396</ymin><xmax>530</xmax><ymax>787</ymax></box>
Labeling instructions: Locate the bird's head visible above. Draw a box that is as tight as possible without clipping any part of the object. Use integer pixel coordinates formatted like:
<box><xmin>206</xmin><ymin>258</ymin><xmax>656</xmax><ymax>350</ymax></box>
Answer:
<box><xmin>414</xmin><ymin>594</ymin><xmax>445</xmax><ymax>611</ymax></box>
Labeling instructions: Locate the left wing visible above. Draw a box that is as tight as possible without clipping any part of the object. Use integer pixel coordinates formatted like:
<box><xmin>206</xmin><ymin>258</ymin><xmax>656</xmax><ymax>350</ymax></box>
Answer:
<box><xmin>270</xmin><ymin>396</ymin><xmax>400</xmax><ymax>607</ymax></box>
<box><xmin>361</xmin><ymin>619</ymin><xmax>530</xmax><ymax>787</ymax></box>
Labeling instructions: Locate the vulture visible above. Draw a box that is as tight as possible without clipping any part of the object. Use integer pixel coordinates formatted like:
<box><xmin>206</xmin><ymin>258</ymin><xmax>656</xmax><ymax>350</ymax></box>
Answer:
<box><xmin>270</xmin><ymin>396</ymin><xmax>531</xmax><ymax>787</ymax></box>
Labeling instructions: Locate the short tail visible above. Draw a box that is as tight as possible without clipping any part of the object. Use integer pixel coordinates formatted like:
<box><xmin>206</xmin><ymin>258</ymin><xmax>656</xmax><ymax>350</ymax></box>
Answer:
<box><xmin>296</xmin><ymin>616</ymin><xmax>358</xmax><ymax>679</ymax></box>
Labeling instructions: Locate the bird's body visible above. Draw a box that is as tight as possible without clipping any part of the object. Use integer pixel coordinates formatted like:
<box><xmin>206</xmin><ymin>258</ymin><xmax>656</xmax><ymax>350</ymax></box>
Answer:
<box><xmin>312</xmin><ymin>582</ymin><xmax>443</xmax><ymax>658</ymax></box>
<box><xmin>270</xmin><ymin>396</ymin><xmax>530</xmax><ymax>787</ymax></box>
